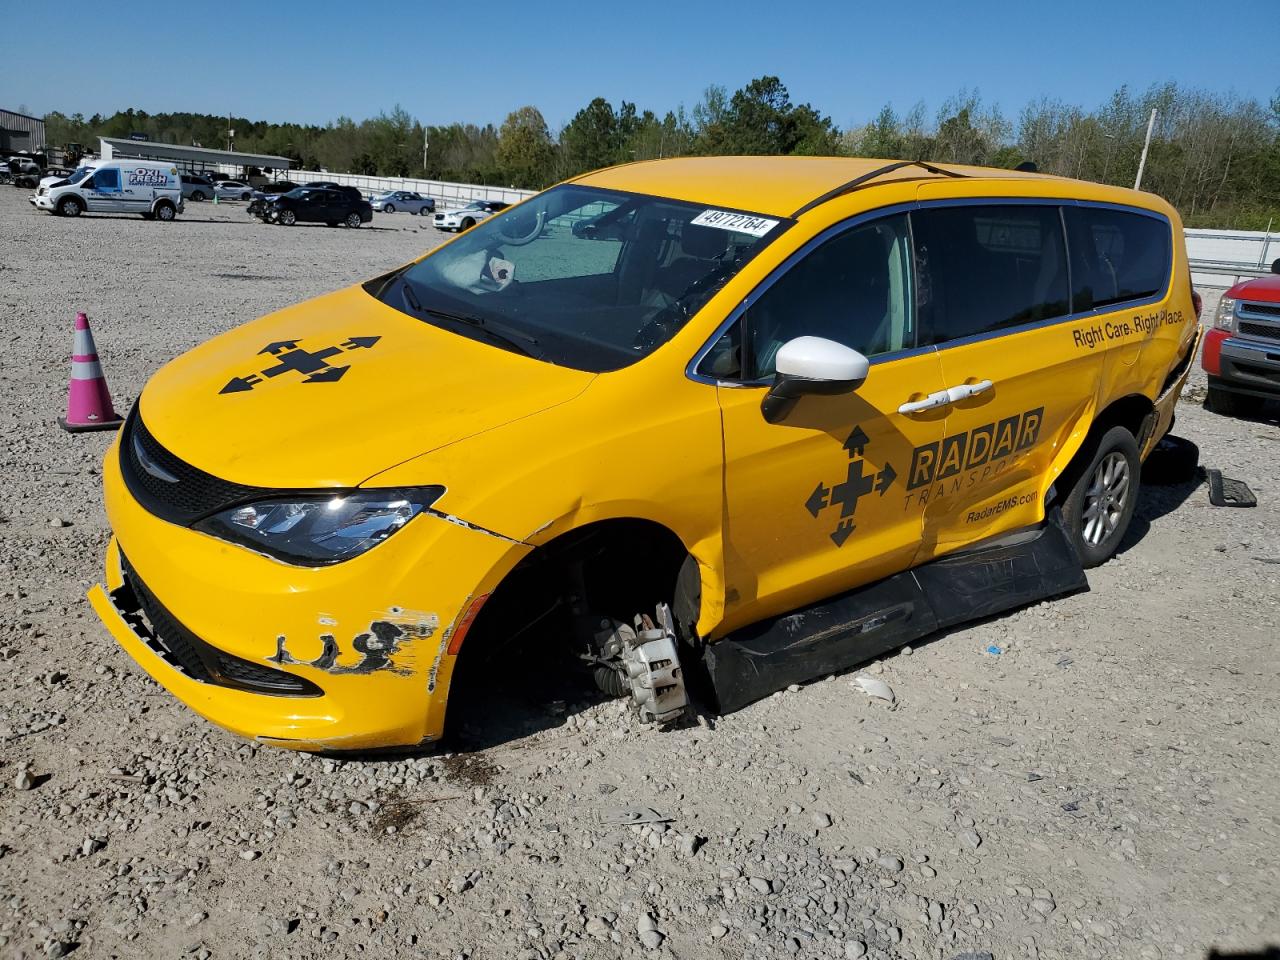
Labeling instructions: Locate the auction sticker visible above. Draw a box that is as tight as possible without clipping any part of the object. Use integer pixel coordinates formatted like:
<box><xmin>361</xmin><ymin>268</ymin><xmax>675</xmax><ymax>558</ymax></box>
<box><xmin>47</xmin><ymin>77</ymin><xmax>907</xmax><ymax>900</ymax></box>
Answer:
<box><xmin>690</xmin><ymin>209</ymin><xmax>779</xmax><ymax>237</ymax></box>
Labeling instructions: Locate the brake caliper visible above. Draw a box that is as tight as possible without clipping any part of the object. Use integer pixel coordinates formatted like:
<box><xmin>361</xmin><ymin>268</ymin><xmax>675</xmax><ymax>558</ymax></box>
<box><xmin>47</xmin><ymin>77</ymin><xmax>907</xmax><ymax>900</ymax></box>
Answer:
<box><xmin>593</xmin><ymin>603</ymin><xmax>688</xmax><ymax>725</ymax></box>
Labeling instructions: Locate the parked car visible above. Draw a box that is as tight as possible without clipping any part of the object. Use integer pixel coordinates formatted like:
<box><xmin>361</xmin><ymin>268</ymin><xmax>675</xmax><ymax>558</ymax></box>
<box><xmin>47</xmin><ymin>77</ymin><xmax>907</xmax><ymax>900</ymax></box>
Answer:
<box><xmin>246</xmin><ymin>180</ymin><xmax>300</xmax><ymax>219</ymax></box>
<box><xmin>4</xmin><ymin>155</ymin><xmax>43</xmax><ymax>188</ymax></box>
<box><xmin>268</xmin><ymin>187</ymin><xmax>373</xmax><ymax>227</ymax></box>
<box><xmin>180</xmin><ymin>174</ymin><xmax>216</xmax><ymax>202</ymax></box>
<box><xmin>88</xmin><ymin>156</ymin><xmax>1200</xmax><ymax>751</ymax></box>
<box><xmin>1202</xmin><ymin>259</ymin><xmax>1280</xmax><ymax>416</ymax></box>
<box><xmin>372</xmin><ymin>190</ymin><xmax>435</xmax><ymax>215</ymax></box>
<box><xmin>33</xmin><ymin>159</ymin><xmax>183</xmax><ymax>221</ymax></box>
<box><xmin>433</xmin><ymin>199</ymin><xmax>508</xmax><ymax>232</ymax></box>
<box><xmin>214</xmin><ymin>180</ymin><xmax>253</xmax><ymax>201</ymax></box>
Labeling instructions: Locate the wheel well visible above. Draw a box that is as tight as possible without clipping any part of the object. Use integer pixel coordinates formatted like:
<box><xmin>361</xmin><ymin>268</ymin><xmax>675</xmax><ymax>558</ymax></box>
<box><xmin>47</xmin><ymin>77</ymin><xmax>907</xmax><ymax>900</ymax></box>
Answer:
<box><xmin>1051</xmin><ymin>394</ymin><xmax>1154</xmax><ymax>507</ymax></box>
<box><xmin>448</xmin><ymin>519</ymin><xmax>690</xmax><ymax>704</ymax></box>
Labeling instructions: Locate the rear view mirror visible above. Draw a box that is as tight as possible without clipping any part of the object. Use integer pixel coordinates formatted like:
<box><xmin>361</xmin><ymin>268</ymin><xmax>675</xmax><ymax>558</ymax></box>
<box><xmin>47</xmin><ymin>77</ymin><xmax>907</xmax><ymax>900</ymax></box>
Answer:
<box><xmin>761</xmin><ymin>336</ymin><xmax>869</xmax><ymax>424</ymax></box>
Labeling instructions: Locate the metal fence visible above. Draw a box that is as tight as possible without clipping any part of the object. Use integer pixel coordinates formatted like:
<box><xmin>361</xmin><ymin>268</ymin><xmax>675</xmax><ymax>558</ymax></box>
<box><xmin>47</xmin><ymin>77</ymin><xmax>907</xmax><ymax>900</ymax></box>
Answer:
<box><xmin>254</xmin><ymin>168</ymin><xmax>535</xmax><ymax>209</ymax></box>
<box><xmin>1186</xmin><ymin>227</ymin><xmax>1279</xmax><ymax>287</ymax></box>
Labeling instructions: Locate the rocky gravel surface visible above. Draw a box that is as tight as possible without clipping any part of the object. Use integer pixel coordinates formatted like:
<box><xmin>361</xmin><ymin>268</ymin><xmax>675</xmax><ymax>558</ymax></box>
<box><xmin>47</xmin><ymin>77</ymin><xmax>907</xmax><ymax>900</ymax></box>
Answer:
<box><xmin>1</xmin><ymin>188</ymin><xmax>1278</xmax><ymax>959</ymax></box>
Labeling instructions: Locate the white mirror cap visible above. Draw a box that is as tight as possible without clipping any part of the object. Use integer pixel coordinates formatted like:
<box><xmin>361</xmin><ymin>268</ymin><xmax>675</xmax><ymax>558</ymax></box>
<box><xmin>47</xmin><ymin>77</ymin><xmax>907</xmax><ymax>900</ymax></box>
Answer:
<box><xmin>775</xmin><ymin>336</ymin><xmax>869</xmax><ymax>383</ymax></box>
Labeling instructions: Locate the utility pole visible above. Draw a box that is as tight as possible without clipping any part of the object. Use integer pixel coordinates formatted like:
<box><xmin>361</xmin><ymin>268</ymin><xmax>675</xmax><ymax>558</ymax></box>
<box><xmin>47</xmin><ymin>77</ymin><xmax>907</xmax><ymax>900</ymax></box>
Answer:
<box><xmin>423</xmin><ymin>129</ymin><xmax>429</xmax><ymax>174</ymax></box>
<box><xmin>1134</xmin><ymin>108</ymin><xmax>1156</xmax><ymax>191</ymax></box>
<box><xmin>227</xmin><ymin>111</ymin><xmax>235</xmax><ymax>153</ymax></box>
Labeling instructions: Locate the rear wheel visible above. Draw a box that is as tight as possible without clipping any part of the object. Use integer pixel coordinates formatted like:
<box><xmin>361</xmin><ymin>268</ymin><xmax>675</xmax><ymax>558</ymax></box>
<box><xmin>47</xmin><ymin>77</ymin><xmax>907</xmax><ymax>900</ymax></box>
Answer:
<box><xmin>278</xmin><ymin>209</ymin><xmax>297</xmax><ymax>226</ymax></box>
<box><xmin>154</xmin><ymin>202</ymin><xmax>176</xmax><ymax>222</ymax></box>
<box><xmin>191</xmin><ymin>190</ymin><xmax>207</xmax><ymax>202</ymax></box>
<box><xmin>241</xmin><ymin>192</ymin><xmax>251</xmax><ymax>201</ymax></box>
<box><xmin>1207</xmin><ymin>386</ymin><xmax>1266</xmax><ymax>418</ymax></box>
<box><xmin>345</xmin><ymin>212</ymin><xmax>361</xmax><ymax>228</ymax></box>
<box><xmin>420</xmin><ymin>206</ymin><xmax>432</xmax><ymax>216</ymax></box>
<box><xmin>57</xmin><ymin>196</ymin><xmax>83</xmax><ymax>217</ymax></box>
<box><xmin>1063</xmin><ymin>426</ymin><xmax>1140</xmax><ymax>568</ymax></box>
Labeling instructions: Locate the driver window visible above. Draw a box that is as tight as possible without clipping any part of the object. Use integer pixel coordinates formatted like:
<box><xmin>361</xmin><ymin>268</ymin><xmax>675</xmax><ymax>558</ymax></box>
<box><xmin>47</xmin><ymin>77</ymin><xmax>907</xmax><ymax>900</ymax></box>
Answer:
<box><xmin>707</xmin><ymin>214</ymin><xmax>914</xmax><ymax>380</ymax></box>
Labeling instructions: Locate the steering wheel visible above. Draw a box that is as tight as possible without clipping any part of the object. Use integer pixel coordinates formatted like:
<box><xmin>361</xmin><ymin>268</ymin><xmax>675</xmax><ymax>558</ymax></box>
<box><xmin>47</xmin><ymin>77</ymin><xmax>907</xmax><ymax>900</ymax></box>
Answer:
<box><xmin>494</xmin><ymin>209</ymin><xmax>547</xmax><ymax>246</ymax></box>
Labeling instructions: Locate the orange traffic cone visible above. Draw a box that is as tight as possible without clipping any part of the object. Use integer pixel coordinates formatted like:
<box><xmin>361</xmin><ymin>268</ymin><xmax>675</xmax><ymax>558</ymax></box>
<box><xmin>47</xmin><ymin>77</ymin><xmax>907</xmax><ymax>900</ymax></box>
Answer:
<box><xmin>59</xmin><ymin>311</ymin><xmax>123</xmax><ymax>433</ymax></box>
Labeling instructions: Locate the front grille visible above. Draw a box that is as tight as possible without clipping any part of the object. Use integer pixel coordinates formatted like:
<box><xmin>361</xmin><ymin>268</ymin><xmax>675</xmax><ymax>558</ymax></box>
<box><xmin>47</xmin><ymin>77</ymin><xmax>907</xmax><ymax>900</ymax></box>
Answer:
<box><xmin>1241</xmin><ymin>301</ymin><xmax>1280</xmax><ymax>319</ymax></box>
<box><xmin>120</xmin><ymin>406</ymin><xmax>269</xmax><ymax>525</ymax></box>
<box><xmin>1238</xmin><ymin>322</ymin><xmax>1280</xmax><ymax>344</ymax></box>
<box><xmin>118</xmin><ymin>553</ymin><xmax>322</xmax><ymax>697</ymax></box>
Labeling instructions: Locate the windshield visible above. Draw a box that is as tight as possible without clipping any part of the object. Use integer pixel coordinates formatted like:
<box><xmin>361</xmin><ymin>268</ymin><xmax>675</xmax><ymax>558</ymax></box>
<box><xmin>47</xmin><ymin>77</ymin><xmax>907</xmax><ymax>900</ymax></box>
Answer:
<box><xmin>369</xmin><ymin>184</ymin><xmax>787</xmax><ymax>372</ymax></box>
<box><xmin>67</xmin><ymin>166</ymin><xmax>94</xmax><ymax>183</ymax></box>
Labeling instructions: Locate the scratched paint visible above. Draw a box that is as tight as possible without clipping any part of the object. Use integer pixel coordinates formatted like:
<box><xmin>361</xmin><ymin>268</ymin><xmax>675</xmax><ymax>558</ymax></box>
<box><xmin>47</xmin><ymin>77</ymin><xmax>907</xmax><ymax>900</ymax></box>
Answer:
<box><xmin>270</xmin><ymin>607</ymin><xmax>439</xmax><ymax>676</ymax></box>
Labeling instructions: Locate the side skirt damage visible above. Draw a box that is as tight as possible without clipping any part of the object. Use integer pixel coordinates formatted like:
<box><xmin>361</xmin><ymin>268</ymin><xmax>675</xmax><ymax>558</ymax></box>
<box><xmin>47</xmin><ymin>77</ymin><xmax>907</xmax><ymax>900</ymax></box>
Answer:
<box><xmin>703</xmin><ymin>512</ymin><xmax>1088</xmax><ymax>713</ymax></box>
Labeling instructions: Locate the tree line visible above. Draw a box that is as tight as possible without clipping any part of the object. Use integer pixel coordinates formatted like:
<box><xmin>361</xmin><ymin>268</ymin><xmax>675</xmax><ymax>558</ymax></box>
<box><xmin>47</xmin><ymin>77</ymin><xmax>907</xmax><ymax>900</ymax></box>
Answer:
<box><xmin>43</xmin><ymin>77</ymin><xmax>1280</xmax><ymax>229</ymax></box>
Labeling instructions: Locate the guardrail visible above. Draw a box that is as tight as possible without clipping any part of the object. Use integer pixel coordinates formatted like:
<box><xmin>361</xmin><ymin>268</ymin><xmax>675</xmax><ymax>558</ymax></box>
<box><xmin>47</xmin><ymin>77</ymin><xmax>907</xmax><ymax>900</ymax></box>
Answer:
<box><xmin>1188</xmin><ymin>260</ymin><xmax>1272</xmax><ymax>279</ymax></box>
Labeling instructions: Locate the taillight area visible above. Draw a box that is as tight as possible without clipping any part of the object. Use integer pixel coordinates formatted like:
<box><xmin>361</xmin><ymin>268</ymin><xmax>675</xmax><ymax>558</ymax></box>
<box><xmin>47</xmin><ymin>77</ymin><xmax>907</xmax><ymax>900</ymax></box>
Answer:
<box><xmin>1202</xmin><ymin>327</ymin><xmax>1227</xmax><ymax>375</ymax></box>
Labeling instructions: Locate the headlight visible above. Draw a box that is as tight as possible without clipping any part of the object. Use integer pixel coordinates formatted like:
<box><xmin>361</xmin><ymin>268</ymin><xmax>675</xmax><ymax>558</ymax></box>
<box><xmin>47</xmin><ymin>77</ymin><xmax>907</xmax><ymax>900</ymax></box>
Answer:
<box><xmin>195</xmin><ymin>487</ymin><xmax>444</xmax><ymax>565</ymax></box>
<box><xmin>1215</xmin><ymin>297</ymin><xmax>1236</xmax><ymax>331</ymax></box>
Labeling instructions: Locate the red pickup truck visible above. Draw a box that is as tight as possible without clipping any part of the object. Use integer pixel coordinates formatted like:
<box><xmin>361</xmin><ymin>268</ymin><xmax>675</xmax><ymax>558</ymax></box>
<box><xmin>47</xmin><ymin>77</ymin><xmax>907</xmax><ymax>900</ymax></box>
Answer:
<box><xmin>1202</xmin><ymin>260</ymin><xmax>1280</xmax><ymax>416</ymax></box>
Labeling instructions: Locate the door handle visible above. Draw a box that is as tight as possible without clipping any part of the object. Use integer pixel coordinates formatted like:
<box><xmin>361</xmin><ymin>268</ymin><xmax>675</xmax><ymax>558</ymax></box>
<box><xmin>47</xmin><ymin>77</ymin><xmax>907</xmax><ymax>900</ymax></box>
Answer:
<box><xmin>898</xmin><ymin>390</ymin><xmax>953</xmax><ymax>415</ymax></box>
<box><xmin>944</xmin><ymin>379</ymin><xmax>994</xmax><ymax>403</ymax></box>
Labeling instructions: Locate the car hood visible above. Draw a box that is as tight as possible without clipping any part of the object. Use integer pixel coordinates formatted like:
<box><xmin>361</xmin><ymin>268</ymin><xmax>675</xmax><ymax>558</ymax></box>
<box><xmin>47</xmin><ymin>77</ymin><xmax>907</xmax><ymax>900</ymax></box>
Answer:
<box><xmin>1227</xmin><ymin>275</ymin><xmax>1280</xmax><ymax>301</ymax></box>
<box><xmin>138</xmin><ymin>284</ymin><xmax>595</xmax><ymax>489</ymax></box>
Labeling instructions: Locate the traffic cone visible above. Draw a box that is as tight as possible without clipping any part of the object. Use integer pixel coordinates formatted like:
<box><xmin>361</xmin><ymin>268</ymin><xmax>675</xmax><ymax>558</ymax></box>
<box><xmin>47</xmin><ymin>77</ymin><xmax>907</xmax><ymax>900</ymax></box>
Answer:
<box><xmin>212</xmin><ymin>191</ymin><xmax>219</xmax><ymax>205</ymax></box>
<box><xmin>59</xmin><ymin>312</ymin><xmax>123</xmax><ymax>433</ymax></box>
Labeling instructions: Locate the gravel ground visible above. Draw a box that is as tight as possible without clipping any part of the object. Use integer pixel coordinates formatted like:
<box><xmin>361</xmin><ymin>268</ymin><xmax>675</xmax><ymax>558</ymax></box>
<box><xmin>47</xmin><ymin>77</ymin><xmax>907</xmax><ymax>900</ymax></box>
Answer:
<box><xmin>1</xmin><ymin>187</ymin><xmax>1278</xmax><ymax>960</ymax></box>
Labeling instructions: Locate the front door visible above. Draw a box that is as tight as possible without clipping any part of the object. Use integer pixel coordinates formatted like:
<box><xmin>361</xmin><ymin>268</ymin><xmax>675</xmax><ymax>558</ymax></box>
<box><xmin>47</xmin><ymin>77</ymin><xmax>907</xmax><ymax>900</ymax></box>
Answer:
<box><xmin>84</xmin><ymin>168</ymin><xmax>123</xmax><ymax>212</ymax></box>
<box><xmin>708</xmin><ymin>212</ymin><xmax>948</xmax><ymax>634</ymax></box>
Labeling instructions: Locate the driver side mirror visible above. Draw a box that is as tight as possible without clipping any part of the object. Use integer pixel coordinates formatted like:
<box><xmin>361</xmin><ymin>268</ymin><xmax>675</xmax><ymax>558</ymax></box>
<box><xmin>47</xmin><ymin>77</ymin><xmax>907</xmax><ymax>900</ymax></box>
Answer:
<box><xmin>761</xmin><ymin>336</ymin><xmax>869</xmax><ymax>424</ymax></box>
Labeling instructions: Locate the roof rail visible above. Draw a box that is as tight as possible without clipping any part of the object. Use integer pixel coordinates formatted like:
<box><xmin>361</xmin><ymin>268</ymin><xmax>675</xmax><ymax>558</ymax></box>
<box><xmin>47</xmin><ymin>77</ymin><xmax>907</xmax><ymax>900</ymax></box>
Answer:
<box><xmin>791</xmin><ymin>160</ymin><xmax>967</xmax><ymax>217</ymax></box>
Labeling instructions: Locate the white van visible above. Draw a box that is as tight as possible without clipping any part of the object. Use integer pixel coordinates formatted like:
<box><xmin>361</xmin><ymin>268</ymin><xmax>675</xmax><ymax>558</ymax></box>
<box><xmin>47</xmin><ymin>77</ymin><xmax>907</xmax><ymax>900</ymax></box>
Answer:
<box><xmin>34</xmin><ymin>159</ymin><xmax>184</xmax><ymax>221</ymax></box>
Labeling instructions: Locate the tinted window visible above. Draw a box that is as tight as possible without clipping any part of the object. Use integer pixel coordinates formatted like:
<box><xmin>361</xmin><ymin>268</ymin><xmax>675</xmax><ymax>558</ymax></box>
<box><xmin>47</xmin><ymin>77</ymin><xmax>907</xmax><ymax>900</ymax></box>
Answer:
<box><xmin>1064</xmin><ymin>206</ymin><xmax>1169</xmax><ymax>310</ymax></box>
<box><xmin>95</xmin><ymin>168</ymin><xmax>120</xmax><ymax>190</ymax></box>
<box><xmin>912</xmin><ymin>205</ymin><xmax>1069</xmax><ymax>345</ymax></box>
<box><xmin>715</xmin><ymin>214</ymin><xmax>914</xmax><ymax>380</ymax></box>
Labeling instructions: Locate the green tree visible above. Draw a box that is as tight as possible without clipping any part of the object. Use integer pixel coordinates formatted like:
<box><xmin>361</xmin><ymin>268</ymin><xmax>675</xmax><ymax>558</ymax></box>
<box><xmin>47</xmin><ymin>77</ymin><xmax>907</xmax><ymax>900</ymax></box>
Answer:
<box><xmin>497</xmin><ymin>106</ymin><xmax>555</xmax><ymax>188</ymax></box>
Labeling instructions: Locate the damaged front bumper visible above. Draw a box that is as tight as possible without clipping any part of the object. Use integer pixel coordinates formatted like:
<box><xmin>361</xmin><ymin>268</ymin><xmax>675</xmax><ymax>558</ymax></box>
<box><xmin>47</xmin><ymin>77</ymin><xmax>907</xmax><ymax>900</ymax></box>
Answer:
<box><xmin>89</xmin><ymin>440</ymin><xmax>527</xmax><ymax>751</ymax></box>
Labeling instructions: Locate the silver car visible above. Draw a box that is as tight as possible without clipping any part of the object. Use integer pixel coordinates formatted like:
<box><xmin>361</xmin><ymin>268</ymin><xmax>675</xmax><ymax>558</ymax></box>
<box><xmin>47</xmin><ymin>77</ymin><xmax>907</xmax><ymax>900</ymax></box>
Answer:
<box><xmin>371</xmin><ymin>190</ymin><xmax>435</xmax><ymax>215</ymax></box>
<box><xmin>214</xmin><ymin>180</ymin><xmax>254</xmax><ymax>201</ymax></box>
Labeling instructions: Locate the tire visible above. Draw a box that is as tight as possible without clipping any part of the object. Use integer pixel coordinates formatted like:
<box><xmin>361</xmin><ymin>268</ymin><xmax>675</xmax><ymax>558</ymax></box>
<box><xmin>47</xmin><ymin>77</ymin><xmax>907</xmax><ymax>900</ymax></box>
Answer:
<box><xmin>241</xmin><ymin>192</ymin><xmax>251</xmax><ymax>201</ymax></box>
<box><xmin>191</xmin><ymin>191</ymin><xmax>206</xmax><ymax>202</ymax></box>
<box><xmin>278</xmin><ymin>209</ymin><xmax>297</xmax><ymax>226</ymax></box>
<box><xmin>420</xmin><ymin>206</ymin><xmax>432</xmax><ymax>216</ymax></box>
<box><xmin>344</xmin><ymin>212</ymin><xmax>361</xmax><ymax>228</ymax></box>
<box><xmin>384</xmin><ymin>204</ymin><xmax>395</xmax><ymax>214</ymax></box>
<box><xmin>460</xmin><ymin>217</ymin><xmax>475</xmax><ymax>230</ymax></box>
<box><xmin>1141</xmin><ymin>434</ymin><xmax>1199</xmax><ymax>486</ymax></box>
<box><xmin>57</xmin><ymin>196</ymin><xmax>83</xmax><ymax>217</ymax></box>
<box><xmin>1062</xmin><ymin>425</ymin><xmax>1140</xmax><ymax>568</ymax></box>
<box><xmin>154</xmin><ymin>202</ymin><xmax>176</xmax><ymax>222</ymax></box>
<box><xmin>1207</xmin><ymin>385</ymin><xmax>1266</xmax><ymax>418</ymax></box>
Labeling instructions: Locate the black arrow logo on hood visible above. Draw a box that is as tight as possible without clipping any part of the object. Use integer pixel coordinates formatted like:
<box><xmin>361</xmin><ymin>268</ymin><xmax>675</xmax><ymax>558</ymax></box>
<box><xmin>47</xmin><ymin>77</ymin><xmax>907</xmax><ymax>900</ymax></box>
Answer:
<box><xmin>259</xmin><ymin>340</ymin><xmax>301</xmax><ymax>355</ymax></box>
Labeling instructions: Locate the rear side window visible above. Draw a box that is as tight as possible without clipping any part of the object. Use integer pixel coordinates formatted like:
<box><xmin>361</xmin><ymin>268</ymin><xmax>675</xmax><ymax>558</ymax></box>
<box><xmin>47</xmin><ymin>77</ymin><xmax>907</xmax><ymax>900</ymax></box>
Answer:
<box><xmin>1064</xmin><ymin>206</ymin><xmax>1170</xmax><ymax>310</ymax></box>
<box><xmin>912</xmin><ymin>204</ymin><xmax>1069</xmax><ymax>346</ymax></box>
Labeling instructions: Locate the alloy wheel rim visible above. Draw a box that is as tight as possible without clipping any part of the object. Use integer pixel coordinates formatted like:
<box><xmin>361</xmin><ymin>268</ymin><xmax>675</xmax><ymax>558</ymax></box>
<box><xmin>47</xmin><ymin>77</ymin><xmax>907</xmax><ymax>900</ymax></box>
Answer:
<box><xmin>1081</xmin><ymin>451</ymin><xmax>1130</xmax><ymax>546</ymax></box>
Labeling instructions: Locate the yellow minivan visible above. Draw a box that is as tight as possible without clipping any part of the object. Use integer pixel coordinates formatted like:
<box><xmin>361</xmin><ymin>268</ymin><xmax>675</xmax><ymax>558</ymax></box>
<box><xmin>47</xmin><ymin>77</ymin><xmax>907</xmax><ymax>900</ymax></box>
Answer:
<box><xmin>89</xmin><ymin>157</ymin><xmax>1200</xmax><ymax>751</ymax></box>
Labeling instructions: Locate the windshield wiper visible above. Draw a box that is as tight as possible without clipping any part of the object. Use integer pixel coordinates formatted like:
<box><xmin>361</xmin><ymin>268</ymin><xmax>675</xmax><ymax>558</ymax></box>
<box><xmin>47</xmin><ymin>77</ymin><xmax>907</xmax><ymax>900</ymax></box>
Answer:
<box><xmin>400</xmin><ymin>281</ymin><xmax>543</xmax><ymax>359</ymax></box>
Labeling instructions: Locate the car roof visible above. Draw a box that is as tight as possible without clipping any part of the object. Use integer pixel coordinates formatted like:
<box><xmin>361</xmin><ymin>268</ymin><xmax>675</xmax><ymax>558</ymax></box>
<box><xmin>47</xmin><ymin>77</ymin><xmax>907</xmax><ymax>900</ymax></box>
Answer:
<box><xmin>570</xmin><ymin>156</ymin><xmax>1152</xmax><ymax>220</ymax></box>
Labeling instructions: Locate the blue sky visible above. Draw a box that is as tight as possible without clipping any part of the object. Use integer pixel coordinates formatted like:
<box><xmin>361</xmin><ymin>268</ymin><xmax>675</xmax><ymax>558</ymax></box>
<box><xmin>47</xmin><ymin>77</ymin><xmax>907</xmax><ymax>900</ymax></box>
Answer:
<box><xmin>4</xmin><ymin>0</ymin><xmax>1277</xmax><ymax>130</ymax></box>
